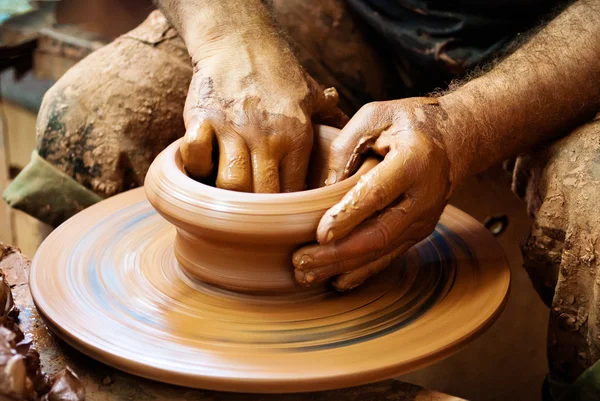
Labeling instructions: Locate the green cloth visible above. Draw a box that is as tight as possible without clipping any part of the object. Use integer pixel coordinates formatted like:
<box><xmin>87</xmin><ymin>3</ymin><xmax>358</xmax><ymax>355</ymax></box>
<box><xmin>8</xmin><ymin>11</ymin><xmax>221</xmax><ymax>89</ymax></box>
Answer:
<box><xmin>554</xmin><ymin>360</ymin><xmax>600</xmax><ymax>401</ymax></box>
<box><xmin>545</xmin><ymin>360</ymin><xmax>600</xmax><ymax>401</ymax></box>
<box><xmin>3</xmin><ymin>150</ymin><xmax>102</xmax><ymax>227</ymax></box>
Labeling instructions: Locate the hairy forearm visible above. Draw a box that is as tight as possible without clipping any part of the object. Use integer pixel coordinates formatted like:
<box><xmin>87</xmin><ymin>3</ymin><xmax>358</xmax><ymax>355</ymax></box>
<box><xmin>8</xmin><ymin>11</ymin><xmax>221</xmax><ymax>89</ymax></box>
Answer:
<box><xmin>154</xmin><ymin>0</ymin><xmax>281</xmax><ymax>59</ymax></box>
<box><xmin>438</xmin><ymin>0</ymin><xmax>600</xmax><ymax>185</ymax></box>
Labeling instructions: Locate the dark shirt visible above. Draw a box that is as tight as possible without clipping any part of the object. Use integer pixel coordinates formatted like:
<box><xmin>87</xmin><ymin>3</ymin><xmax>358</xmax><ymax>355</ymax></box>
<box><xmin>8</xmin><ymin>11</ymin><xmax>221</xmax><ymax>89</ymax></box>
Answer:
<box><xmin>347</xmin><ymin>0</ymin><xmax>569</xmax><ymax>94</ymax></box>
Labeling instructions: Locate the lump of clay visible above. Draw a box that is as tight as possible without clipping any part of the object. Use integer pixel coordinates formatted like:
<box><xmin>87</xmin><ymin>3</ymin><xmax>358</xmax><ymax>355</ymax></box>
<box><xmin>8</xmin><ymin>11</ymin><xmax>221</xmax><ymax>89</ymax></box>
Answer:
<box><xmin>41</xmin><ymin>368</ymin><xmax>85</xmax><ymax>401</ymax></box>
<box><xmin>0</xmin><ymin>327</ymin><xmax>85</xmax><ymax>401</ymax></box>
<box><xmin>0</xmin><ymin>271</ymin><xmax>15</xmax><ymax>322</ymax></box>
<box><xmin>0</xmin><ymin>327</ymin><xmax>34</xmax><ymax>400</ymax></box>
<box><xmin>0</xmin><ymin>265</ymin><xmax>84</xmax><ymax>401</ymax></box>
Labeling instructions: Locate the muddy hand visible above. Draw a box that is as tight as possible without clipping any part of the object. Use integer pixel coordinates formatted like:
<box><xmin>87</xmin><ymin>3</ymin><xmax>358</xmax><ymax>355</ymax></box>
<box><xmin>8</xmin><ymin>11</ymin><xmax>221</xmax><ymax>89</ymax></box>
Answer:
<box><xmin>179</xmin><ymin>31</ymin><xmax>346</xmax><ymax>193</ymax></box>
<box><xmin>293</xmin><ymin>98</ymin><xmax>455</xmax><ymax>290</ymax></box>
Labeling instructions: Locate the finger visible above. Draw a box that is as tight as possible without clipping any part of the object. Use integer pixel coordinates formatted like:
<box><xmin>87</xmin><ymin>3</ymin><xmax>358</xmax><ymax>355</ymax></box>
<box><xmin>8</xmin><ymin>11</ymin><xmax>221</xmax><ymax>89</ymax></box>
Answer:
<box><xmin>294</xmin><ymin>196</ymin><xmax>416</xmax><ymax>270</ymax></box>
<box><xmin>180</xmin><ymin>119</ymin><xmax>215</xmax><ymax>178</ymax></box>
<box><xmin>280</xmin><ymin>128</ymin><xmax>313</xmax><ymax>192</ymax></box>
<box><xmin>325</xmin><ymin>102</ymin><xmax>392</xmax><ymax>185</ymax></box>
<box><xmin>215</xmin><ymin>134</ymin><xmax>252</xmax><ymax>192</ymax></box>
<box><xmin>317</xmin><ymin>151</ymin><xmax>412</xmax><ymax>244</ymax></box>
<box><xmin>312</xmin><ymin>87</ymin><xmax>349</xmax><ymax>129</ymax></box>
<box><xmin>333</xmin><ymin>241</ymin><xmax>418</xmax><ymax>291</ymax></box>
<box><xmin>294</xmin><ymin>216</ymin><xmax>427</xmax><ymax>287</ymax></box>
<box><xmin>295</xmin><ymin>254</ymin><xmax>373</xmax><ymax>286</ymax></box>
<box><xmin>251</xmin><ymin>150</ymin><xmax>280</xmax><ymax>193</ymax></box>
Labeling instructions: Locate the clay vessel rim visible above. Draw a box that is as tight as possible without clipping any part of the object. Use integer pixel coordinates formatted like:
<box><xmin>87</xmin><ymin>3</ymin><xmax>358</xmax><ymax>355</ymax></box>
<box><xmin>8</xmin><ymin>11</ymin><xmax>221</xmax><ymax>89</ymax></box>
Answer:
<box><xmin>173</xmin><ymin>140</ymin><xmax>375</xmax><ymax>197</ymax></box>
<box><xmin>146</xmin><ymin>133</ymin><xmax>378</xmax><ymax>214</ymax></box>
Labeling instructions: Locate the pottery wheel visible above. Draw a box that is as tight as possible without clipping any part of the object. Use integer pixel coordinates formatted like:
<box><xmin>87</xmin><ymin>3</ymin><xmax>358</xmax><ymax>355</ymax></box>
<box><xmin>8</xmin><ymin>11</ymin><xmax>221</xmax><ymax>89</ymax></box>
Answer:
<box><xmin>30</xmin><ymin>187</ymin><xmax>510</xmax><ymax>393</ymax></box>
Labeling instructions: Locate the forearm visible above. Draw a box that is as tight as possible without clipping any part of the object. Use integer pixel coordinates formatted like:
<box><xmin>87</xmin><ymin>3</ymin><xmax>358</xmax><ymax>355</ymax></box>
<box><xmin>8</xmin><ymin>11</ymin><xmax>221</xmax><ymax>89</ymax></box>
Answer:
<box><xmin>438</xmin><ymin>0</ymin><xmax>600</xmax><ymax>185</ymax></box>
<box><xmin>154</xmin><ymin>0</ymin><xmax>281</xmax><ymax>59</ymax></box>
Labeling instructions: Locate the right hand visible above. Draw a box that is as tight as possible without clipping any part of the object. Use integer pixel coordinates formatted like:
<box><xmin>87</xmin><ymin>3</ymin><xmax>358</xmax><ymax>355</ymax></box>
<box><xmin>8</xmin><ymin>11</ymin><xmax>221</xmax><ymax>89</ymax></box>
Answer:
<box><xmin>293</xmin><ymin>98</ymin><xmax>457</xmax><ymax>290</ymax></box>
<box><xmin>179</xmin><ymin>29</ymin><xmax>347</xmax><ymax>193</ymax></box>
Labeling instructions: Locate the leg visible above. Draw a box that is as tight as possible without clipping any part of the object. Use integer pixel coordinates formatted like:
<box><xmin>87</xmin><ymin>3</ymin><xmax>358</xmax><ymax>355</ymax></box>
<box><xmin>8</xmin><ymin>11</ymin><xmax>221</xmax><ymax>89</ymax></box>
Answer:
<box><xmin>34</xmin><ymin>10</ymin><xmax>192</xmax><ymax>199</ymax></box>
<box><xmin>4</xmin><ymin>11</ymin><xmax>193</xmax><ymax>226</ymax></box>
<box><xmin>514</xmin><ymin>114</ymin><xmax>600</xmax><ymax>391</ymax></box>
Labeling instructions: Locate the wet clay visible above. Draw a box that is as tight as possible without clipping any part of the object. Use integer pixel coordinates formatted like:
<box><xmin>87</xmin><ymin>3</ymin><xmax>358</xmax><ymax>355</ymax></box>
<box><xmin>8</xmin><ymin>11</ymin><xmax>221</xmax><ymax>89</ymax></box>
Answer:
<box><xmin>29</xmin><ymin>185</ymin><xmax>509</xmax><ymax>392</ymax></box>
<box><xmin>147</xmin><ymin>125</ymin><xmax>378</xmax><ymax>292</ymax></box>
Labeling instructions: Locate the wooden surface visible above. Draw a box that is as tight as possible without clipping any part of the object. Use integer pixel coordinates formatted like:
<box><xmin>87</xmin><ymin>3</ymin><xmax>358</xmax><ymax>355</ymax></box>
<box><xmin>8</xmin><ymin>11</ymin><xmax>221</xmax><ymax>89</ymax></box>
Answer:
<box><xmin>1</xmin><ymin>243</ymin><xmax>466</xmax><ymax>400</ymax></box>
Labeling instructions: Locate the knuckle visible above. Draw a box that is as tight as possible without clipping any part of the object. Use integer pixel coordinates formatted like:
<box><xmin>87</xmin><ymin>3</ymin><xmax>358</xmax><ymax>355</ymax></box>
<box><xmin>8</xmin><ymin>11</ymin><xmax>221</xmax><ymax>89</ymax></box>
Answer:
<box><xmin>288</xmin><ymin>126</ymin><xmax>314</xmax><ymax>151</ymax></box>
<box><xmin>330</xmin><ymin>244</ymin><xmax>343</xmax><ymax>267</ymax></box>
<box><xmin>227</xmin><ymin>154</ymin><xmax>251</xmax><ymax>172</ymax></box>
<box><xmin>360</xmin><ymin>102</ymin><xmax>380</xmax><ymax>116</ymax></box>
<box><xmin>369</xmin><ymin>183</ymin><xmax>392</xmax><ymax>211</ymax></box>
<box><xmin>331</xmin><ymin>258</ymin><xmax>351</xmax><ymax>273</ymax></box>
<box><xmin>329</xmin><ymin>139</ymin><xmax>348</xmax><ymax>158</ymax></box>
<box><xmin>216</xmin><ymin>176</ymin><xmax>247</xmax><ymax>191</ymax></box>
<box><xmin>370</xmin><ymin>222</ymin><xmax>391</xmax><ymax>252</ymax></box>
<box><xmin>184</xmin><ymin>134</ymin><xmax>212</xmax><ymax>152</ymax></box>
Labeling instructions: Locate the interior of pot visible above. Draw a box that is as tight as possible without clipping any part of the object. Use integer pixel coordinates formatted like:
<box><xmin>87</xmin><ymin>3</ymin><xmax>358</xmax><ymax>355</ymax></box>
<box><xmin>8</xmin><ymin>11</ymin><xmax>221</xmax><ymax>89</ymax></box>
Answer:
<box><xmin>305</xmin><ymin>127</ymin><xmax>336</xmax><ymax>190</ymax></box>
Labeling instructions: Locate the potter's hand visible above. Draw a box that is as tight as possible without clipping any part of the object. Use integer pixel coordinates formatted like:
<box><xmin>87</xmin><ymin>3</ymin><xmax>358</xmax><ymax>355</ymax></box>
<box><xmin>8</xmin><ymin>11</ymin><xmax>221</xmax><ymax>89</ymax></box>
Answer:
<box><xmin>290</xmin><ymin>0</ymin><xmax>600</xmax><ymax>290</ymax></box>
<box><xmin>157</xmin><ymin>0</ymin><xmax>346</xmax><ymax>192</ymax></box>
<box><xmin>178</xmin><ymin>30</ymin><xmax>346</xmax><ymax>193</ymax></box>
<box><xmin>293</xmin><ymin>98</ymin><xmax>455</xmax><ymax>290</ymax></box>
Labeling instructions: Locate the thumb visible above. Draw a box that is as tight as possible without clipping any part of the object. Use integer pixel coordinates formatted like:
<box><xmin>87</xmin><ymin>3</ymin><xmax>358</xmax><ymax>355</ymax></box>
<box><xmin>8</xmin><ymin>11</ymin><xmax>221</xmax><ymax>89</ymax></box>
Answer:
<box><xmin>325</xmin><ymin>102</ymin><xmax>387</xmax><ymax>185</ymax></box>
<box><xmin>312</xmin><ymin>87</ymin><xmax>349</xmax><ymax>129</ymax></box>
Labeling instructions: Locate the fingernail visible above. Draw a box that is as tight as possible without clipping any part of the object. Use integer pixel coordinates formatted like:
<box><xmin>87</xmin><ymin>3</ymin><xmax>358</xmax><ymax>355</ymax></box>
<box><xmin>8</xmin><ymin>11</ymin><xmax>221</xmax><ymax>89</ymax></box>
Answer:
<box><xmin>305</xmin><ymin>272</ymin><xmax>317</xmax><ymax>283</ymax></box>
<box><xmin>293</xmin><ymin>254</ymin><xmax>313</xmax><ymax>268</ymax></box>
<box><xmin>325</xmin><ymin>170</ymin><xmax>337</xmax><ymax>186</ymax></box>
<box><xmin>326</xmin><ymin>230</ymin><xmax>335</xmax><ymax>243</ymax></box>
<box><xmin>295</xmin><ymin>270</ymin><xmax>318</xmax><ymax>285</ymax></box>
<box><xmin>333</xmin><ymin>280</ymin><xmax>347</xmax><ymax>292</ymax></box>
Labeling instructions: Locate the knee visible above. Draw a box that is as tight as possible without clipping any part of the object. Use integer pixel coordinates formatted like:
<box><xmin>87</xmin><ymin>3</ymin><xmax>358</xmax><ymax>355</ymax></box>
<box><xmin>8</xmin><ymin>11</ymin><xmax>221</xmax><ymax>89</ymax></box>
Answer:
<box><xmin>548</xmin><ymin>116</ymin><xmax>600</xmax><ymax>181</ymax></box>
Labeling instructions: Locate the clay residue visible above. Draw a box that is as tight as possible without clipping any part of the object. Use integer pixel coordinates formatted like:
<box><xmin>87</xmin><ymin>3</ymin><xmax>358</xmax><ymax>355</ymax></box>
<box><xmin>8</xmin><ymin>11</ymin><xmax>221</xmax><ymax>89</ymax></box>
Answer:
<box><xmin>36</xmin><ymin>10</ymin><xmax>192</xmax><ymax>199</ymax></box>
<box><xmin>0</xmin><ymin>263</ymin><xmax>84</xmax><ymax>401</ymax></box>
<box><xmin>515</xmin><ymin>116</ymin><xmax>600</xmax><ymax>384</ymax></box>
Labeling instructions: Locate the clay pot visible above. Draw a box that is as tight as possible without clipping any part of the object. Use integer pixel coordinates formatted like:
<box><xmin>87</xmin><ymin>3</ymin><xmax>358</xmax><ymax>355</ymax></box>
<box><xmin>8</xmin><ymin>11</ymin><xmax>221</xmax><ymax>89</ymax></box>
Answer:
<box><xmin>144</xmin><ymin>125</ymin><xmax>377</xmax><ymax>292</ymax></box>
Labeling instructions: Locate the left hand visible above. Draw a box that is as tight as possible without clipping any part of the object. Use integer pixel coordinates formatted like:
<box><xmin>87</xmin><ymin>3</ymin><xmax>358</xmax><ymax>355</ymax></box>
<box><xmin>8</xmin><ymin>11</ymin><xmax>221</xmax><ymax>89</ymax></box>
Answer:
<box><xmin>292</xmin><ymin>98</ymin><xmax>455</xmax><ymax>290</ymax></box>
<box><xmin>178</xmin><ymin>23</ymin><xmax>347</xmax><ymax>193</ymax></box>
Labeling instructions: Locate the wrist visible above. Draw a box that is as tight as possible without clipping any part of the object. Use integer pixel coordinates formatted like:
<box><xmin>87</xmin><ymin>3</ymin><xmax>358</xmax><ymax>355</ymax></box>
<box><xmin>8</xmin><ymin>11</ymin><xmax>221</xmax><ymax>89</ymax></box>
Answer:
<box><xmin>434</xmin><ymin>92</ymin><xmax>481</xmax><ymax>191</ymax></box>
<box><xmin>181</xmin><ymin>5</ymin><xmax>280</xmax><ymax>64</ymax></box>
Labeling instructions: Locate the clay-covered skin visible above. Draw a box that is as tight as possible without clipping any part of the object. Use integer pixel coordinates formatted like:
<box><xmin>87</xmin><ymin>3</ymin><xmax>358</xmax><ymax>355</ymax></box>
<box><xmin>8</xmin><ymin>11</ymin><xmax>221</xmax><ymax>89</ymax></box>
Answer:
<box><xmin>295</xmin><ymin>0</ymin><xmax>600</xmax><ymax>291</ymax></box>
<box><xmin>179</xmin><ymin>81</ymin><xmax>346</xmax><ymax>192</ymax></box>
<box><xmin>158</xmin><ymin>0</ymin><xmax>347</xmax><ymax>193</ymax></box>
<box><xmin>293</xmin><ymin>98</ymin><xmax>452</xmax><ymax>290</ymax></box>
